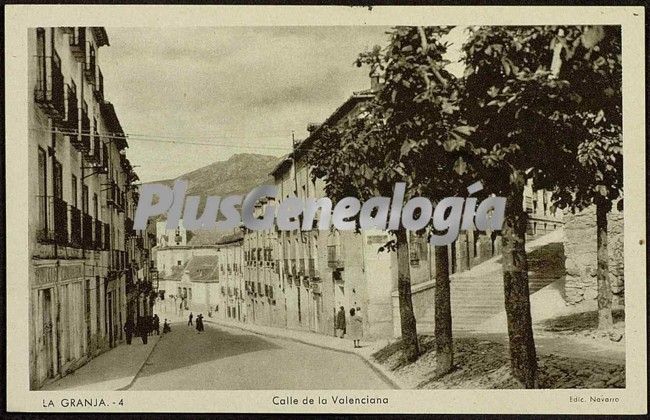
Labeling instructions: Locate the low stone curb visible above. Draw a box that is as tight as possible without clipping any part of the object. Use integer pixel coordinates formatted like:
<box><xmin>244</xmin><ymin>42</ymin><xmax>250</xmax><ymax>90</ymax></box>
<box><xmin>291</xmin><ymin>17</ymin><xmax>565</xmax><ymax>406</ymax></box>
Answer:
<box><xmin>204</xmin><ymin>319</ymin><xmax>406</xmax><ymax>390</ymax></box>
<box><xmin>116</xmin><ymin>334</ymin><xmax>163</xmax><ymax>391</ymax></box>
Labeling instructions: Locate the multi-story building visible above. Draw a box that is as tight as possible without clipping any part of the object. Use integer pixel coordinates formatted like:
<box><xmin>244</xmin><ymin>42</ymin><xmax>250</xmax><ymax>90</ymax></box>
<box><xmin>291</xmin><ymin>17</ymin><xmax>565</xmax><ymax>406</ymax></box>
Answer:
<box><xmin>217</xmin><ymin>232</ymin><xmax>246</xmax><ymax>323</ymax></box>
<box><xmin>263</xmin><ymin>86</ymin><xmax>397</xmax><ymax>339</ymax></box>
<box><xmin>242</xmin><ymin>198</ymin><xmax>285</xmax><ymax>328</ymax></box>
<box><xmin>28</xmin><ymin>27</ymin><xmax>152</xmax><ymax>389</ymax></box>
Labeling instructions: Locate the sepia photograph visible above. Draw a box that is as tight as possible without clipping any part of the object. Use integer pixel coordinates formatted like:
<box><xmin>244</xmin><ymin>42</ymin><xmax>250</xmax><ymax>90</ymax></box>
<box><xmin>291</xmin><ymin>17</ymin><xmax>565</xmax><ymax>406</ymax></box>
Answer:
<box><xmin>5</xmin><ymin>4</ymin><xmax>647</xmax><ymax>415</ymax></box>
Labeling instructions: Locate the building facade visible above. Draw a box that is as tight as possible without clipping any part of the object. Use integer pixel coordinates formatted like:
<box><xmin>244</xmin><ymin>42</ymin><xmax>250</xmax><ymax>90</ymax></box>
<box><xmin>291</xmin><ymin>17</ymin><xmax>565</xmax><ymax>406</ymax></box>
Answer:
<box><xmin>28</xmin><ymin>27</ymin><xmax>153</xmax><ymax>389</ymax></box>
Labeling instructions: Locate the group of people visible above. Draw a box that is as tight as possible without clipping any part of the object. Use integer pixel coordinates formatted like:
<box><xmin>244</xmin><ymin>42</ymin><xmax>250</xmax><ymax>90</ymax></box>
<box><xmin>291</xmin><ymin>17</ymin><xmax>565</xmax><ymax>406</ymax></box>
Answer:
<box><xmin>123</xmin><ymin>314</ymin><xmax>161</xmax><ymax>345</ymax></box>
<box><xmin>188</xmin><ymin>312</ymin><xmax>205</xmax><ymax>333</ymax></box>
<box><xmin>335</xmin><ymin>306</ymin><xmax>364</xmax><ymax>348</ymax></box>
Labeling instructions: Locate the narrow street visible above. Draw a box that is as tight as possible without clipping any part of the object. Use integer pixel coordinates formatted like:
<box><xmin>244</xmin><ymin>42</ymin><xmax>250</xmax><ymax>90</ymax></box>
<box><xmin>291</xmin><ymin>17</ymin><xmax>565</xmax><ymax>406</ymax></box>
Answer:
<box><xmin>128</xmin><ymin>322</ymin><xmax>393</xmax><ymax>390</ymax></box>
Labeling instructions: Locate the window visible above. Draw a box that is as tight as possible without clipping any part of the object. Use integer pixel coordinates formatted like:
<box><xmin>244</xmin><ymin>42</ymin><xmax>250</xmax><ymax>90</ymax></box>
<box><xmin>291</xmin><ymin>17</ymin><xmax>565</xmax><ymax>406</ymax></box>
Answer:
<box><xmin>53</xmin><ymin>160</ymin><xmax>63</xmax><ymax>199</ymax></box>
<box><xmin>93</xmin><ymin>193</ymin><xmax>98</xmax><ymax>219</ymax></box>
<box><xmin>95</xmin><ymin>277</ymin><xmax>101</xmax><ymax>335</ymax></box>
<box><xmin>71</xmin><ymin>175</ymin><xmax>78</xmax><ymax>208</ymax></box>
<box><xmin>177</xmin><ymin>260</ymin><xmax>181</xmax><ymax>266</ymax></box>
<box><xmin>38</xmin><ymin>147</ymin><xmax>47</xmax><ymax>228</ymax></box>
<box><xmin>36</xmin><ymin>28</ymin><xmax>46</xmax><ymax>91</ymax></box>
<box><xmin>82</xmin><ymin>184</ymin><xmax>89</xmax><ymax>214</ymax></box>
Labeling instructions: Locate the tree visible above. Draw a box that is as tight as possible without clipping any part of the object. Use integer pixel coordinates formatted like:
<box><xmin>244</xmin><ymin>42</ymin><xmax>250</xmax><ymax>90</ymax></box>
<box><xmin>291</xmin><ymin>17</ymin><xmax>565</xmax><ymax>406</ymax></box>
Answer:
<box><xmin>308</xmin><ymin>26</ymin><xmax>473</xmax><ymax>369</ymax></box>
<box><xmin>460</xmin><ymin>24</ymin><xmax>622</xmax><ymax>385</ymax></box>
<box><xmin>460</xmin><ymin>26</ymin><xmax>585</xmax><ymax>388</ymax></box>
<box><xmin>545</xmin><ymin>26</ymin><xmax>623</xmax><ymax>332</ymax></box>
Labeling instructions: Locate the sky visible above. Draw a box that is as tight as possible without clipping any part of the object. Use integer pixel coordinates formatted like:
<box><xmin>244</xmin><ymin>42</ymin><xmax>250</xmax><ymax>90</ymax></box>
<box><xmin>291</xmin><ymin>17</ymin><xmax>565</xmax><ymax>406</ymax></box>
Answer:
<box><xmin>100</xmin><ymin>26</ymin><xmax>466</xmax><ymax>183</ymax></box>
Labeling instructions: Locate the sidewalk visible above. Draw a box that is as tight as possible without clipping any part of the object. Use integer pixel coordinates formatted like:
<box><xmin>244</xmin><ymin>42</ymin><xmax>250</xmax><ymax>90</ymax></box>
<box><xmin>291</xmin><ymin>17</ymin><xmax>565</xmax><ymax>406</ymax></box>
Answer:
<box><xmin>40</xmin><ymin>335</ymin><xmax>161</xmax><ymax>391</ymax></box>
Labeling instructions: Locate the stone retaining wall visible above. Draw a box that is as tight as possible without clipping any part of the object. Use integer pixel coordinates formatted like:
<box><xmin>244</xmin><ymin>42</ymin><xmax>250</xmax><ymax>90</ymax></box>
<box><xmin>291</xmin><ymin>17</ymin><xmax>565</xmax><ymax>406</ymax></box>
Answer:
<box><xmin>563</xmin><ymin>205</ymin><xmax>624</xmax><ymax>306</ymax></box>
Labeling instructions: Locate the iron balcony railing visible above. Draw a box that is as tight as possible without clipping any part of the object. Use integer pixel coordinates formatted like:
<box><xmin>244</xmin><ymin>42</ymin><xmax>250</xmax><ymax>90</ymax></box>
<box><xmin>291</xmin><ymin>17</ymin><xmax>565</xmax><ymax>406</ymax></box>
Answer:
<box><xmin>87</xmin><ymin>132</ymin><xmax>101</xmax><ymax>164</ymax></box>
<box><xmin>84</xmin><ymin>42</ymin><xmax>96</xmax><ymax>84</ymax></box>
<box><xmin>36</xmin><ymin>196</ymin><xmax>68</xmax><ymax>245</ymax></box>
<box><xmin>72</xmin><ymin>100</ymin><xmax>90</xmax><ymax>151</ymax></box>
<box><xmin>125</xmin><ymin>217</ymin><xmax>135</xmax><ymax>237</ymax></box>
<box><xmin>100</xmin><ymin>143</ymin><xmax>109</xmax><ymax>174</ymax></box>
<box><xmin>69</xmin><ymin>205</ymin><xmax>82</xmax><ymax>248</ymax></box>
<box><xmin>34</xmin><ymin>50</ymin><xmax>65</xmax><ymax>118</ymax></box>
<box><xmin>93</xmin><ymin>67</ymin><xmax>104</xmax><ymax>101</ymax></box>
<box><xmin>62</xmin><ymin>83</ymin><xmax>78</xmax><ymax>134</ymax></box>
<box><xmin>81</xmin><ymin>213</ymin><xmax>93</xmax><ymax>249</ymax></box>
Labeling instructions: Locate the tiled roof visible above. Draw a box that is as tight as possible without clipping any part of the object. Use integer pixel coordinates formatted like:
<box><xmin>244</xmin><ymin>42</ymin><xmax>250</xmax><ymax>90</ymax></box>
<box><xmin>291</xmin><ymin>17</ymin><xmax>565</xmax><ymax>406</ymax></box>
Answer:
<box><xmin>163</xmin><ymin>262</ymin><xmax>187</xmax><ymax>281</ymax></box>
<box><xmin>185</xmin><ymin>255</ymin><xmax>220</xmax><ymax>282</ymax></box>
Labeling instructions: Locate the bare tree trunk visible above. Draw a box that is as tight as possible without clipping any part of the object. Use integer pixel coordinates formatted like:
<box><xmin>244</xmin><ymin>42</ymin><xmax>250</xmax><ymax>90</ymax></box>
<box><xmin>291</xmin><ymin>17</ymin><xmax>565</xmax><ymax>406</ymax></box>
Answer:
<box><xmin>396</xmin><ymin>228</ymin><xmax>419</xmax><ymax>363</ymax></box>
<box><xmin>501</xmin><ymin>176</ymin><xmax>537</xmax><ymax>388</ymax></box>
<box><xmin>434</xmin><ymin>244</ymin><xmax>453</xmax><ymax>376</ymax></box>
<box><xmin>596</xmin><ymin>202</ymin><xmax>613</xmax><ymax>330</ymax></box>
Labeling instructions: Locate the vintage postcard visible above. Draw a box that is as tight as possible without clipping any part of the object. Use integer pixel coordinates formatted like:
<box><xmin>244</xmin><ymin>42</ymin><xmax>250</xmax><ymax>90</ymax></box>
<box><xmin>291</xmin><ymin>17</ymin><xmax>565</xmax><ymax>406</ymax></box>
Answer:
<box><xmin>5</xmin><ymin>4</ymin><xmax>647</xmax><ymax>415</ymax></box>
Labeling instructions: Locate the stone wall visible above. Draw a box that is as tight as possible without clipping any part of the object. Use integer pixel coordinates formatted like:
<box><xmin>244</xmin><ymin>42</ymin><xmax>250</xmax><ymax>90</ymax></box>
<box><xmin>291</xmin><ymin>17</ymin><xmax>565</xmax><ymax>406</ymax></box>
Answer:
<box><xmin>563</xmin><ymin>205</ymin><xmax>624</xmax><ymax>306</ymax></box>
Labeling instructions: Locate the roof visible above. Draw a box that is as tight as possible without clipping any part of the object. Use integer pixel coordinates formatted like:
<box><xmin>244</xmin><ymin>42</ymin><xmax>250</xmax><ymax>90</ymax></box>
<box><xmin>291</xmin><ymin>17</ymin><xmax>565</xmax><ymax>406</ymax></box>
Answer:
<box><xmin>216</xmin><ymin>230</ymin><xmax>244</xmax><ymax>245</ymax></box>
<box><xmin>270</xmin><ymin>91</ymin><xmax>374</xmax><ymax>178</ymax></box>
<box><xmin>185</xmin><ymin>255</ymin><xmax>220</xmax><ymax>283</ymax></box>
<box><xmin>163</xmin><ymin>262</ymin><xmax>187</xmax><ymax>281</ymax></box>
<box><xmin>92</xmin><ymin>27</ymin><xmax>110</xmax><ymax>47</ymax></box>
<box><xmin>100</xmin><ymin>101</ymin><xmax>128</xmax><ymax>150</ymax></box>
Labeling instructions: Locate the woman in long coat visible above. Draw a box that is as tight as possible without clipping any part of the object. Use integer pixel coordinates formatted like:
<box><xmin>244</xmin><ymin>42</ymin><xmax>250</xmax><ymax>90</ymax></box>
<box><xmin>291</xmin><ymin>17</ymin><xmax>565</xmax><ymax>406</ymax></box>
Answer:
<box><xmin>348</xmin><ymin>308</ymin><xmax>363</xmax><ymax>348</ymax></box>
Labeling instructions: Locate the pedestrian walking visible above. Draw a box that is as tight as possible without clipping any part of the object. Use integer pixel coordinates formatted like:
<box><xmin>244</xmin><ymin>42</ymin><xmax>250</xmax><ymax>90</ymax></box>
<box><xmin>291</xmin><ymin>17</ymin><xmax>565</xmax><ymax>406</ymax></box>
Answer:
<box><xmin>196</xmin><ymin>314</ymin><xmax>204</xmax><ymax>333</ymax></box>
<box><xmin>153</xmin><ymin>314</ymin><xmax>160</xmax><ymax>336</ymax></box>
<box><xmin>348</xmin><ymin>308</ymin><xmax>363</xmax><ymax>348</ymax></box>
<box><xmin>138</xmin><ymin>317</ymin><xmax>148</xmax><ymax>345</ymax></box>
<box><xmin>124</xmin><ymin>317</ymin><xmax>134</xmax><ymax>345</ymax></box>
<box><xmin>188</xmin><ymin>312</ymin><xmax>194</xmax><ymax>326</ymax></box>
<box><xmin>335</xmin><ymin>306</ymin><xmax>346</xmax><ymax>338</ymax></box>
<box><xmin>163</xmin><ymin>319</ymin><xmax>171</xmax><ymax>334</ymax></box>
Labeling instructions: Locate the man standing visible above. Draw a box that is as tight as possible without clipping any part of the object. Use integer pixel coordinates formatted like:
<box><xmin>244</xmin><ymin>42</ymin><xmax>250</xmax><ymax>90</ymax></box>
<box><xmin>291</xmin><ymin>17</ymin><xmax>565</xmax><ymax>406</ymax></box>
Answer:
<box><xmin>188</xmin><ymin>312</ymin><xmax>193</xmax><ymax>326</ymax></box>
<box><xmin>124</xmin><ymin>317</ymin><xmax>134</xmax><ymax>345</ymax></box>
<box><xmin>153</xmin><ymin>314</ymin><xmax>160</xmax><ymax>336</ymax></box>
<box><xmin>335</xmin><ymin>306</ymin><xmax>346</xmax><ymax>338</ymax></box>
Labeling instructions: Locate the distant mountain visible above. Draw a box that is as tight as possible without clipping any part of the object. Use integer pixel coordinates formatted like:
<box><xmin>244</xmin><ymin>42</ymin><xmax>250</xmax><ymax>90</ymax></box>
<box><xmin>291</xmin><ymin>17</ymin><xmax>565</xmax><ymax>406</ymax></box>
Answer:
<box><xmin>146</xmin><ymin>153</ymin><xmax>284</xmax><ymax>245</ymax></box>
<box><xmin>151</xmin><ymin>152</ymin><xmax>283</xmax><ymax>198</ymax></box>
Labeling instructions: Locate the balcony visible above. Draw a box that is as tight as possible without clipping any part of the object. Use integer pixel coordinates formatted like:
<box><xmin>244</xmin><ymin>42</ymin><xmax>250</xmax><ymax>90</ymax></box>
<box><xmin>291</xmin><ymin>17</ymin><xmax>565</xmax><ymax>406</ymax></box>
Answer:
<box><xmin>103</xmin><ymin>222</ymin><xmax>110</xmax><ymax>250</ymax></box>
<box><xmin>125</xmin><ymin>217</ymin><xmax>135</xmax><ymax>237</ymax></box>
<box><xmin>93</xmin><ymin>67</ymin><xmax>104</xmax><ymax>102</ymax></box>
<box><xmin>62</xmin><ymin>83</ymin><xmax>78</xmax><ymax>136</ymax></box>
<box><xmin>94</xmin><ymin>219</ymin><xmax>103</xmax><ymax>250</ymax></box>
<box><xmin>86</xmin><ymin>132</ymin><xmax>101</xmax><ymax>164</ymax></box>
<box><xmin>72</xmin><ymin>101</ymin><xmax>90</xmax><ymax>152</ymax></box>
<box><xmin>68</xmin><ymin>206</ymin><xmax>82</xmax><ymax>248</ymax></box>
<box><xmin>307</xmin><ymin>258</ymin><xmax>318</xmax><ymax>278</ymax></box>
<box><xmin>36</xmin><ymin>196</ymin><xmax>68</xmax><ymax>246</ymax></box>
<box><xmin>81</xmin><ymin>213</ymin><xmax>93</xmax><ymax>249</ymax></box>
<box><xmin>84</xmin><ymin>42</ymin><xmax>96</xmax><ymax>84</ymax></box>
<box><xmin>69</xmin><ymin>27</ymin><xmax>86</xmax><ymax>60</ymax></box>
<box><xmin>34</xmin><ymin>50</ymin><xmax>65</xmax><ymax>118</ymax></box>
<box><xmin>99</xmin><ymin>143</ymin><xmax>109</xmax><ymax>174</ymax></box>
